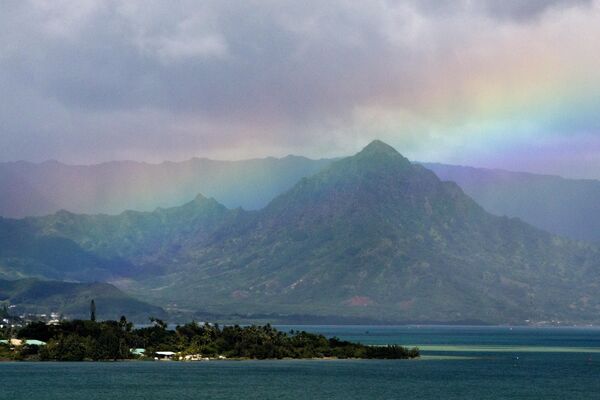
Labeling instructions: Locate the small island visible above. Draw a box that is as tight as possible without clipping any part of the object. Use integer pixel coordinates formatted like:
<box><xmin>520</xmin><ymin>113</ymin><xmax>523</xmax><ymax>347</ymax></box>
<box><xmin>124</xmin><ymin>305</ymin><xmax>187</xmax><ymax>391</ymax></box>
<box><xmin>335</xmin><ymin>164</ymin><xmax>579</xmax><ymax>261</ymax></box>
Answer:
<box><xmin>1</xmin><ymin>316</ymin><xmax>419</xmax><ymax>361</ymax></box>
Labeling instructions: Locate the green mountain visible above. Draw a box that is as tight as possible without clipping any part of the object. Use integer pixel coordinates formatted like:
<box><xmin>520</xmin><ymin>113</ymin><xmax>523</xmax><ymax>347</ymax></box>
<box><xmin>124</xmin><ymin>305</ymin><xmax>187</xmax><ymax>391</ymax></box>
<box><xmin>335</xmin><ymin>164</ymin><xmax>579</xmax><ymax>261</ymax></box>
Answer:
<box><xmin>0</xmin><ymin>195</ymin><xmax>234</xmax><ymax>281</ymax></box>
<box><xmin>0</xmin><ymin>278</ymin><xmax>166</xmax><ymax>321</ymax></box>
<box><xmin>27</xmin><ymin>195</ymin><xmax>233</xmax><ymax>270</ymax></box>
<box><xmin>0</xmin><ymin>217</ymin><xmax>136</xmax><ymax>281</ymax></box>
<box><xmin>132</xmin><ymin>141</ymin><xmax>600</xmax><ymax>324</ymax></box>
<box><xmin>2</xmin><ymin>141</ymin><xmax>600</xmax><ymax>324</ymax></box>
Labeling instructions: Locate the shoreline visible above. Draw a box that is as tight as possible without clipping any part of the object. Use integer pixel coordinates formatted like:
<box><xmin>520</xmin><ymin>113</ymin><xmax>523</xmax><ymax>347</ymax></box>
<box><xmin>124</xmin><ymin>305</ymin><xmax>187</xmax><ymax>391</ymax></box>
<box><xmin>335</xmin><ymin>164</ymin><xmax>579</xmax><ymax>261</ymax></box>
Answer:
<box><xmin>0</xmin><ymin>356</ymin><xmax>424</xmax><ymax>363</ymax></box>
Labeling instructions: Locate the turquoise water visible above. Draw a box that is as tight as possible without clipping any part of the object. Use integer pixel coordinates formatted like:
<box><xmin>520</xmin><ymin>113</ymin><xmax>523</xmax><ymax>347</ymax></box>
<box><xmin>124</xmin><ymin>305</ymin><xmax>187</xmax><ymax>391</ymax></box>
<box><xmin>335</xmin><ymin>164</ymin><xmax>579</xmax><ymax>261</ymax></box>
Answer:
<box><xmin>2</xmin><ymin>326</ymin><xmax>600</xmax><ymax>399</ymax></box>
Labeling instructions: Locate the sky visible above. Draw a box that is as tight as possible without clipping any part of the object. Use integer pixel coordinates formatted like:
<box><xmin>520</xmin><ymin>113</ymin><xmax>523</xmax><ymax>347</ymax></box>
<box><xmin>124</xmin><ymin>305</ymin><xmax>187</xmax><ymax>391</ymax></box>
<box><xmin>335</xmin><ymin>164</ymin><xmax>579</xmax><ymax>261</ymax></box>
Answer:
<box><xmin>1</xmin><ymin>0</ymin><xmax>600</xmax><ymax>179</ymax></box>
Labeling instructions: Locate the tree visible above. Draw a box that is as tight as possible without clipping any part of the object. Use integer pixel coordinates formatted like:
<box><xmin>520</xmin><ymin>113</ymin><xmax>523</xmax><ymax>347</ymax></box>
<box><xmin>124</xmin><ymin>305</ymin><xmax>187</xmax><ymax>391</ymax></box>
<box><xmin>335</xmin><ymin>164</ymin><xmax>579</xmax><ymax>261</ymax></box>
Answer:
<box><xmin>149</xmin><ymin>317</ymin><xmax>167</xmax><ymax>330</ymax></box>
<box><xmin>119</xmin><ymin>315</ymin><xmax>132</xmax><ymax>332</ymax></box>
<box><xmin>40</xmin><ymin>334</ymin><xmax>91</xmax><ymax>361</ymax></box>
<box><xmin>0</xmin><ymin>303</ymin><xmax>9</xmax><ymax>319</ymax></box>
<box><xmin>90</xmin><ymin>300</ymin><xmax>96</xmax><ymax>322</ymax></box>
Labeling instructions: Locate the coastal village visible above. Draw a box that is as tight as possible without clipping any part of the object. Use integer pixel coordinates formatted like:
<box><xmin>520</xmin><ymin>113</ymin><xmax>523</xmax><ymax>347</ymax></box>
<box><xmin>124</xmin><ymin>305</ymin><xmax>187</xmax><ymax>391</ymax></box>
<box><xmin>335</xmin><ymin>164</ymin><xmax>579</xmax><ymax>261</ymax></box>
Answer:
<box><xmin>1</xmin><ymin>302</ymin><xmax>231</xmax><ymax>361</ymax></box>
<box><xmin>2</xmin><ymin>313</ymin><xmax>189</xmax><ymax>361</ymax></box>
<box><xmin>0</xmin><ymin>302</ymin><xmax>184</xmax><ymax>361</ymax></box>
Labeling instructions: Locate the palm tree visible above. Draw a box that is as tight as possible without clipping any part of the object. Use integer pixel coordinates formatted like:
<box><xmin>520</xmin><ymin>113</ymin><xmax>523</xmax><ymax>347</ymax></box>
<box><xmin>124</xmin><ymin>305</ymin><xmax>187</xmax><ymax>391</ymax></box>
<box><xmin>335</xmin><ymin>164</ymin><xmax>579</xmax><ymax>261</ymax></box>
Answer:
<box><xmin>90</xmin><ymin>299</ymin><xmax>96</xmax><ymax>322</ymax></box>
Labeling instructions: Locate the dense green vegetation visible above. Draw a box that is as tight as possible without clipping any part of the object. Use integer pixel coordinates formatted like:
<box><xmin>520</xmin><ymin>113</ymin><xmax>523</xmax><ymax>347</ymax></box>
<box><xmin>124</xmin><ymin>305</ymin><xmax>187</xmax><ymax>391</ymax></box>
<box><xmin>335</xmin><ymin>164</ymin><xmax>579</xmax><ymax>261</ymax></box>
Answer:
<box><xmin>0</xmin><ymin>194</ymin><xmax>231</xmax><ymax>281</ymax></box>
<box><xmin>9</xmin><ymin>318</ymin><xmax>418</xmax><ymax>361</ymax></box>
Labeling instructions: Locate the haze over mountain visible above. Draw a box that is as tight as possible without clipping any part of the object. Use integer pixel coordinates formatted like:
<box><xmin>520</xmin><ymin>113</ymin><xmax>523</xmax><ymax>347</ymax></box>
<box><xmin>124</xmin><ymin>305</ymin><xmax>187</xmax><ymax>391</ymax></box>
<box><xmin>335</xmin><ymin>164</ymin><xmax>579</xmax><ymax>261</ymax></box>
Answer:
<box><xmin>0</xmin><ymin>156</ymin><xmax>332</xmax><ymax>217</ymax></box>
<box><xmin>422</xmin><ymin>163</ymin><xmax>600</xmax><ymax>243</ymax></box>
<box><xmin>3</xmin><ymin>152</ymin><xmax>600</xmax><ymax>244</ymax></box>
<box><xmin>2</xmin><ymin>141</ymin><xmax>599</xmax><ymax>324</ymax></box>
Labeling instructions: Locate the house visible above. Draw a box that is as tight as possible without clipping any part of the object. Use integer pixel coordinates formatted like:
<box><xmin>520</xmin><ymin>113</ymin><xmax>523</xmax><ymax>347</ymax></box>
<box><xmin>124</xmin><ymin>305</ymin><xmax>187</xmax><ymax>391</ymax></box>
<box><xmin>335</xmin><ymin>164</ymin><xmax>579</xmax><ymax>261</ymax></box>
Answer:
<box><xmin>130</xmin><ymin>348</ymin><xmax>146</xmax><ymax>356</ymax></box>
<box><xmin>0</xmin><ymin>339</ymin><xmax>22</xmax><ymax>346</ymax></box>
<box><xmin>25</xmin><ymin>339</ymin><xmax>46</xmax><ymax>346</ymax></box>
<box><xmin>183</xmin><ymin>354</ymin><xmax>209</xmax><ymax>361</ymax></box>
<box><xmin>154</xmin><ymin>351</ymin><xmax>176</xmax><ymax>360</ymax></box>
<box><xmin>0</xmin><ymin>339</ymin><xmax>46</xmax><ymax>346</ymax></box>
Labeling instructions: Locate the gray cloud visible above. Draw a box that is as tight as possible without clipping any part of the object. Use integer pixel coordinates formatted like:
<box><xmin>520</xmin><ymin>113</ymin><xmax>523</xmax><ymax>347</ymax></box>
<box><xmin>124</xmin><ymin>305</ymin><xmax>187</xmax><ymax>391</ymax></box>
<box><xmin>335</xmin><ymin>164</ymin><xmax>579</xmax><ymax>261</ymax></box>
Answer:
<box><xmin>0</xmin><ymin>0</ymin><xmax>599</xmax><ymax>179</ymax></box>
<box><xmin>408</xmin><ymin>0</ymin><xmax>593</xmax><ymax>21</ymax></box>
<box><xmin>4</xmin><ymin>2</ymin><xmax>392</xmax><ymax>115</ymax></box>
<box><xmin>476</xmin><ymin>0</ymin><xmax>593</xmax><ymax>21</ymax></box>
<box><xmin>0</xmin><ymin>1</ymin><xmax>427</xmax><ymax>153</ymax></box>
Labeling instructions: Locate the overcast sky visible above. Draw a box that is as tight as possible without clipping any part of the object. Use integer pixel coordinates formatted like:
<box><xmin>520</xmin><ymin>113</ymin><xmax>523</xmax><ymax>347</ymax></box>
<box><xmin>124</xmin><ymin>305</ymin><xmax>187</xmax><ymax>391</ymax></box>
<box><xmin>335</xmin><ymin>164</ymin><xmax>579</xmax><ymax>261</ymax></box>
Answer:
<box><xmin>1</xmin><ymin>0</ymin><xmax>599</xmax><ymax>178</ymax></box>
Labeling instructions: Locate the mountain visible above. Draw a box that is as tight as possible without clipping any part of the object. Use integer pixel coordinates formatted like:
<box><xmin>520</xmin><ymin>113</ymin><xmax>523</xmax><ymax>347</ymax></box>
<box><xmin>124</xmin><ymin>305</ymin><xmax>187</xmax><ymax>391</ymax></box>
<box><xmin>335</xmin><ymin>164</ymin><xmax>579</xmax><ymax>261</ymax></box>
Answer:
<box><xmin>0</xmin><ymin>156</ymin><xmax>332</xmax><ymax>217</ymax></box>
<box><xmin>0</xmin><ymin>217</ymin><xmax>136</xmax><ymax>281</ymax></box>
<box><xmin>2</xmin><ymin>141</ymin><xmax>600</xmax><ymax>324</ymax></box>
<box><xmin>0</xmin><ymin>195</ymin><xmax>233</xmax><ymax>281</ymax></box>
<box><xmin>0</xmin><ymin>278</ymin><xmax>166</xmax><ymax>321</ymax></box>
<box><xmin>4</xmin><ymin>152</ymin><xmax>600</xmax><ymax>245</ymax></box>
<box><xmin>129</xmin><ymin>141</ymin><xmax>600</xmax><ymax>324</ymax></box>
<box><xmin>422</xmin><ymin>163</ymin><xmax>600</xmax><ymax>243</ymax></box>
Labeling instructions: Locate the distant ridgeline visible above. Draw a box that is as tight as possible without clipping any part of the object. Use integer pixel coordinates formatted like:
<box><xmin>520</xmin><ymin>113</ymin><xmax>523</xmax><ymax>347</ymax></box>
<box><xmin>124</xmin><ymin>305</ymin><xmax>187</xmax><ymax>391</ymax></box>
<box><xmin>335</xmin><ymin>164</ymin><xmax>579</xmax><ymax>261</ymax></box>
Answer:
<box><xmin>1</xmin><ymin>141</ymin><xmax>600</xmax><ymax>325</ymax></box>
<box><xmin>2</xmin><ymin>150</ymin><xmax>600</xmax><ymax>244</ymax></box>
<box><xmin>422</xmin><ymin>163</ymin><xmax>600</xmax><ymax>243</ymax></box>
<box><xmin>0</xmin><ymin>317</ymin><xmax>419</xmax><ymax>361</ymax></box>
<box><xmin>0</xmin><ymin>156</ymin><xmax>333</xmax><ymax>217</ymax></box>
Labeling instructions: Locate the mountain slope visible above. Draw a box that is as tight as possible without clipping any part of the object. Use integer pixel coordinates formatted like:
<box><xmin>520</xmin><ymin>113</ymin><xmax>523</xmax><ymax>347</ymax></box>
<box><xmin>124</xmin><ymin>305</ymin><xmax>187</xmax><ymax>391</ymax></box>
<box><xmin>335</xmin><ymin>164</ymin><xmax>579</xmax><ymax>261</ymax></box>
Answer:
<box><xmin>0</xmin><ymin>195</ymin><xmax>233</xmax><ymax>281</ymax></box>
<box><xmin>423</xmin><ymin>163</ymin><xmax>600</xmax><ymax>242</ymax></box>
<box><xmin>0</xmin><ymin>278</ymin><xmax>166</xmax><ymax>321</ymax></box>
<box><xmin>0</xmin><ymin>217</ymin><xmax>136</xmax><ymax>281</ymax></box>
<box><xmin>3</xmin><ymin>141</ymin><xmax>600</xmax><ymax>324</ymax></box>
<box><xmin>133</xmin><ymin>141</ymin><xmax>600</xmax><ymax>324</ymax></box>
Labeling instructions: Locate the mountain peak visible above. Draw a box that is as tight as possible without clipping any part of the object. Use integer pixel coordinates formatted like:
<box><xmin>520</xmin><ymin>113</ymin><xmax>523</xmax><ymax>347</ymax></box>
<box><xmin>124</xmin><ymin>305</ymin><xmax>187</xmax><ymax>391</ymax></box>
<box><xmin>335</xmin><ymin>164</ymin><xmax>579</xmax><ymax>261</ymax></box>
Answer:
<box><xmin>350</xmin><ymin>140</ymin><xmax>411</xmax><ymax>169</ymax></box>
<box><xmin>170</xmin><ymin>193</ymin><xmax>227</xmax><ymax>213</ymax></box>
<box><xmin>193</xmin><ymin>193</ymin><xmax>209</xmax><ymax>202</ymax></box>
<box><xmin>361</xmin><ymin>140</ymin><xmax>398</xmax><ymax>154</ymax></box>
<box><xmin>185</xmin><ymin>193</ymin><xmax>227</xmax><ymax>211</ymax></box>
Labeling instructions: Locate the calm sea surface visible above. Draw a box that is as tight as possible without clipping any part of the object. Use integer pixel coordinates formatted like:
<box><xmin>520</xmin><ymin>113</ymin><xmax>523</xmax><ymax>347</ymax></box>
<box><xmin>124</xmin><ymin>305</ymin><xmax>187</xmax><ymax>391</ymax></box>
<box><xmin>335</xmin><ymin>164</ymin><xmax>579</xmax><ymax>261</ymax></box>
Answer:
<box><xmin>2</xmin><ymin>325</ymin><xmax>600</xmax><ymax>399</ymax></box>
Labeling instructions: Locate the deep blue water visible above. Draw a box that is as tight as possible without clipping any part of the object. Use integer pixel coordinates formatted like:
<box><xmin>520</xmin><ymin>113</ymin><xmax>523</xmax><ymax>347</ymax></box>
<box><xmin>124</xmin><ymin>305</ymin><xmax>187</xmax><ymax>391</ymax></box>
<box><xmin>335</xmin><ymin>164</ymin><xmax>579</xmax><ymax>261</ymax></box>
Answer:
<box><xmin>2</xmin><ymin>326</ymin><xmax>600</xmax><ymax>400</ymax></box>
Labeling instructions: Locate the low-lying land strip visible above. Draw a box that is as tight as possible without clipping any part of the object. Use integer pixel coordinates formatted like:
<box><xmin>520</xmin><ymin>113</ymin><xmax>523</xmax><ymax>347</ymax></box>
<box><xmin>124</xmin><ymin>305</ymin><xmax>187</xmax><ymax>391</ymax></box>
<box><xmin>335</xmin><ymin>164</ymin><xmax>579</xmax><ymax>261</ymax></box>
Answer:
<box><xmin>1</xmin><ymin>317</ymin><xmax>419</xmax><ymax>361</ymax></box>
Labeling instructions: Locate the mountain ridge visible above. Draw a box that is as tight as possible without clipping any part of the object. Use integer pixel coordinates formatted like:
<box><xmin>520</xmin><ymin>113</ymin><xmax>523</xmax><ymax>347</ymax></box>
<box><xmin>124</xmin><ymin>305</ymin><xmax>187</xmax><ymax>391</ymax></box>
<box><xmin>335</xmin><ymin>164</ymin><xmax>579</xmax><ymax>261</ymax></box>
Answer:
<box><xmin>124</xmin><ymin>141</ymin><xmax>600</xmax><ymax>324</ymax></box>
<box><xmin>422</xmin><ymin>162</ymin><xmax>600</xmax><ymax>242</ymax></box>
<box><xmin>2</xmin><ymin>141</ymin><xmax>600</xmax><ymax>324</ymax></box>
<box><xmin>3</xmin><ymin>148</ymin><xmax>600</xmax><ymax>243</ymax></box>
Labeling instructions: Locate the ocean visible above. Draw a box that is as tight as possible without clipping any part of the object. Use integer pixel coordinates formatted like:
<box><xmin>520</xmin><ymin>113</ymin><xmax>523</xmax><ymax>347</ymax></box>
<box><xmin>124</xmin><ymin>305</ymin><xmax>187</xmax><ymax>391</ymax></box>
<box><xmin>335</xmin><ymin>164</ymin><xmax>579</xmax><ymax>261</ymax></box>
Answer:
<box><xmin>2</xmin><ymin>325</ymin><xmax>599</xmax><ymax>399</ymax></box>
